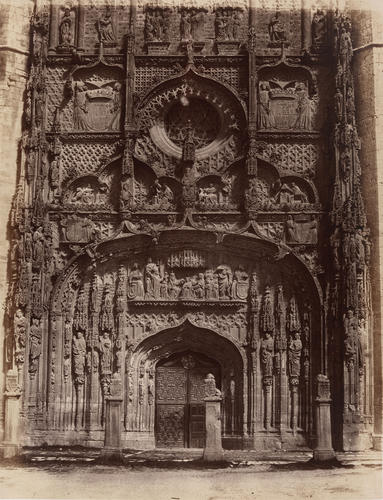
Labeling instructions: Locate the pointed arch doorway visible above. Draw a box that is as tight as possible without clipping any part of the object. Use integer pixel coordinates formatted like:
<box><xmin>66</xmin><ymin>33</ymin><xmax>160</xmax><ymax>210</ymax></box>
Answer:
<box><xmin>155</xmin><ymin>351</ymin><xmax>221</xmax><ymax>448</ymax></box>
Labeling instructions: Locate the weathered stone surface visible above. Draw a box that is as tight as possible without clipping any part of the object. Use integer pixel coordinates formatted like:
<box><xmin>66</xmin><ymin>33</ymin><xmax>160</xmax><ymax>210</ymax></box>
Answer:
<box><xmin>0</xmin><ymin>1</ymin><xmax>381</xmax><ymax>459</ymax></box>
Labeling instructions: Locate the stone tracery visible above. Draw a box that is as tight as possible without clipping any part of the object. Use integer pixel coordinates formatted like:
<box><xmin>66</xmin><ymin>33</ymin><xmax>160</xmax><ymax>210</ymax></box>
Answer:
<box><xmin>2</xmin><ymin>1</ymin><xmax>374</xmax><ymax>456</ymax></box>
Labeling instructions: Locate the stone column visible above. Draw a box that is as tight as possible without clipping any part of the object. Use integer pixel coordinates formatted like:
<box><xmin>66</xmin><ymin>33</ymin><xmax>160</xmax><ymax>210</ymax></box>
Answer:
<box><xmin>313</xmin><ymin>374</ymin><xmax>335</xmax><ymax>461</ymax></box>
<box><xmin>203</xmin><ymin>374</ymin><xmax>224</xmax><ymax>462</ymax></box>
<box><xmin>101</xmin><ymin>376</ymin><xmax>123</xmax><ymax>460</ymax></box>
<box><xmin>1</xmin><ymin>370</ymin><xmax>22</xmax><ymax>458</ymax></box>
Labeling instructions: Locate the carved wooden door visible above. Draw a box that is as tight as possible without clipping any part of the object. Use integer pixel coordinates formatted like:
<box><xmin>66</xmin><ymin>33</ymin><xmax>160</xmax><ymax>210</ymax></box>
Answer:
<box><xmin>155</xmin><ymin>352</ymin><xmax>219</xmax><ymax>448</ymax></box>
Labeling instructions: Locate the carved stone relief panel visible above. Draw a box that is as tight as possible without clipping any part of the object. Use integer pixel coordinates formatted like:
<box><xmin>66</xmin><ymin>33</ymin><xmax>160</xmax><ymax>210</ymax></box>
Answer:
<box><xmin>254</xmin><ymin>0</ymin><xmax>302</xmax><ymax>55</ymax></box>
<box><xmin>257</xmin><ymin>78</ymin><xmax>318</xmax><ymax>132</ymax></box>
<box><xmin>58</xmin><ymin>66</ymin><xmax>124</xmax><ymax>132</ymax></box>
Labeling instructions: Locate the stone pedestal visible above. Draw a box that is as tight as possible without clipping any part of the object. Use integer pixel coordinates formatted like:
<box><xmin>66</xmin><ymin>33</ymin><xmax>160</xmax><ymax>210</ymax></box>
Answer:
<box><xmin>1</xmin><ymin>370</ymin><xmax>22</xmax><ymax>458</ymax></box>
<box><xmin>203</xmin><ymin>373</ymin><xmax>224</xmax><ymax>462</ymax></box>
<box><xmin>313</xmin><ymin>374</ymin><xmax>335</xmax><ymax>461</ymax></box>
<box><xmin>101</xmin><ymin>396</ymin><xmax>123</xmax><ymax>460</ymax></box>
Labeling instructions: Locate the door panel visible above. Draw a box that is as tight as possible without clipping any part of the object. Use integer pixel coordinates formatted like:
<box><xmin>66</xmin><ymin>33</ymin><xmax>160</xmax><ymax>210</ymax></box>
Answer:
<box><xmin>189</xmin><ymin>404</ymin><xmax>206</xmax><ymax>448</ymax></box>
<box><xmin>156</xmin><ymin>367</ymin><xmax>187</xmax><ymax>447</ymax></box>
<box><xmin>155</xmin><ymin>352</ymin><xmax>220</xmax><ymax>448</ymax></box>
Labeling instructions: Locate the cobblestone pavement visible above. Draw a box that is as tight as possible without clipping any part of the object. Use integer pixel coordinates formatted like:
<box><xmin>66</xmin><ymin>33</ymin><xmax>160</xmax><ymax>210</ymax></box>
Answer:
<box><xmin>0</xmin><ymin>448</ymin><xmax>382</xmax><ymax>500</ymax></box>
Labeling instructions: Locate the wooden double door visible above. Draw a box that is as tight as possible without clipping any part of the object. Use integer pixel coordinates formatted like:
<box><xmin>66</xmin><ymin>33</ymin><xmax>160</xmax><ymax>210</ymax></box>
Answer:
<box><xmin>155</xmin><ymin>351</ymin><xmax>220</xmax><ymax>448</ymax></box>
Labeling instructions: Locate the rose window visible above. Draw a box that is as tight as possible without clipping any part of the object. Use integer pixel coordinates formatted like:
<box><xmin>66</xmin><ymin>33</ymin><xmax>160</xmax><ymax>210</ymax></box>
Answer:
<box><xmin>164</xmin><ymin>97</ymin><xmax>221</xmax><ymax>149</ymax></box>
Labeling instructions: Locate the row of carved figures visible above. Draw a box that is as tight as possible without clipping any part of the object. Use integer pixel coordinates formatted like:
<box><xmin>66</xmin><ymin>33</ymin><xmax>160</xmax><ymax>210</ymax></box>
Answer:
<box><xmin>126</xmin><ymin>261</ymin><xmax>249</xmax><ymax>301</ymax></box>
<box><xmin>54</xmin><ymin>5</ymin><xmax>328</xmax><ymax>49</ymax></box>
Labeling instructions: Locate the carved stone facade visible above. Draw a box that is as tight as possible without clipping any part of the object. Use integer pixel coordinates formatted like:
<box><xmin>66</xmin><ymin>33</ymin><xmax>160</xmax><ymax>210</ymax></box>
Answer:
<box><xmin>0</xmin><ymin>0</ymin><xmax>380</xmax><ymax>454</ymax></box>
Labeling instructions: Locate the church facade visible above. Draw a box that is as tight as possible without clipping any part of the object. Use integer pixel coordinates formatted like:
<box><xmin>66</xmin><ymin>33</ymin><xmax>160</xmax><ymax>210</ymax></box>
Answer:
<box><xmin>0</xmin><ymin>0</ymin><xmax>381</xmax><ymax>455</ymax></box>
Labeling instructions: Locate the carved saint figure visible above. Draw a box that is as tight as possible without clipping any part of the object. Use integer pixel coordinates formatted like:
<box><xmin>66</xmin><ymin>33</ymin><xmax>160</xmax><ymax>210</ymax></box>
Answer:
<box><xmin>128</xmin><ymin>263</ymin><xmax>145</xmax><ymax>299</ymax></box>
<box><xmin>205</xmin><ymin>270</ymin><xmax>218</xmax><ymax>300</ymax></box>
<box><xmin>343</xmin><ymin>308</ymin><xmax>357</xmax><ymax>362</ymax></box>
<box><xmin>193</xmin><ymin>273</ymin><xmax>205</xmax><ymax>300</ymax></box>
<box><xmin>190</xmin><ymin>8</ymin><xmax>205</xmax><ymax>41</ymax></box>
<box><xmin>232</xmin><ymin>9</ymin><xmax>242</xmax><ymax>40</ymax></box>
<box><xmin>32</xmin><ymin>226</ymin><xmax>45</xmax><ymax>266</ymax></box>
<box><xmin>258</xmin><ymin>83</ymin><xmax>275</xmax><ymax>129</ymax></box>
<box><xmin>29</xmin><ymin>317</ymin><xmax>42</xmax><ymax>374</ymax></box>
<box><xmin>168</xmin><ymin>271</ymin><xmax>182</xmax><ymax>299</ymax></box>
<box><xmin>72</xmin><ymin>330</ymin><xmax>86</xmax><ymax>385</ymax></box>
<box><xmin>312</xmin><ymin>9</ymin><xmax>327</xmax><ymax>46</ymax></box>
<box><xmin>14</xmin><ymin>309</ymin><xmax>27</xmax><ymax>356</ymax></box>
<box><xmin>180</xmin><ymin>276</ymin><xmax>193</xmax><ymax>299</ymax></box>
<box><xmin>101</xmin><ymin>284</ymin><xmax>114</xmax><ymax>331</ymax></box>
<box><xmin>286</xmin><ymin>215</ymin><xmax>297</xmax><ymax>243</ymax></box>
<box><xmin>216</xmin><ymin>265</ymin><xmax>232</xmax><ymax>300</ymax></box>
<box><xmin>268</xmin><ymin>12</ymin><xmax>286</xmax><ymax>43</ymax></box>
<box><xmin>99</xmin><ymin>331</ymin><xmax>112</xmax><ymax>375</ymax></box>
<box><xmin>180</xmin><ymin>10</ymin><xmax>191</xmax><ymax>41</ymax></box>
<box><xmin>145</xmin><ymin>258</ymin><xmax>161</xmax><ymax>299</ymax></box>
<box><xmin>97</xmin><ymin>7</ymin><xmax>116</xmax><ymax>44</ymax></box>
<box><xmin>73</xmin><ymin>83</ymin><xmax>92</xmax><ymax>131</ymax></box>
<box><xmin>160</xmin><ymin>272</ymin><xmax>169</xmax><ymax>299</ymax></box>
<box><xmin>293</xmin><ymin>83</ymin><xmax>314</xmax><ymax>130</ymax></box>
<box><xmin>109</xmin><ymin>82</ymin><xmax>121</xmax><ymax>131</ymax></box>
<box><xmin>59</xmin><ymin>8</ymin><xmax>73</xmax><ymax>47</ymax></box>
<box><xmin>288</xmin><ymin>331</ymin><xmax>302</xmax><ymax>378</ymax></box>
<box><xmin>215</xmin><ymin>9</ymin><xmax>227</xmax><ymax>40</ymax></box>
<box><xmin>260</xmin><ymin>332</ymin><xmax>274</xmax><ymax>377</ymax></box>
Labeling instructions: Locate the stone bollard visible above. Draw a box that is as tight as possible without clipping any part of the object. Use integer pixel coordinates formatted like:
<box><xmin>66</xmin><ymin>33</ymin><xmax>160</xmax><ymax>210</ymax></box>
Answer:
<box><xmin>1</xmin><ymin>370</ymin><xmax>22</xmax><ymax>458</ymax></box>
<box><xmin>313</xmin><ymin>374</ymin><xmax>336</xmax><ymax>461</ymax></box>
<box><xmin>203</xmin><ymin>373</ymin><xmax>224</xmax><ymax>462</ymax></box>
<box><xmin>101</xmin><ymin>375</ymin><xmax>123</xmax><ymax>461</ymax></box>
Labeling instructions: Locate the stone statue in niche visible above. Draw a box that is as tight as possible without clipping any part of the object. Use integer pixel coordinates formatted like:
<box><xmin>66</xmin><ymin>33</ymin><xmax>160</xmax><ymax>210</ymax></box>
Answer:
<box><xmin>293</xmin><ymin>83</ymin><xmax>315</xmax><ymax>130</ymax></box>
<box><xmin>14</xmin><ymin>309</ymin><xmax>26</xmax><ymax>364</ymax></box>
<box><xmin>72</xmin><ymin>330</ymin><xmax>86</xmax><ymax>385</ymax></box>
<box><xmin>180</xmin><ymin>10</ymin><xmax>192</xmax><ymax>41</ymax></box>
<box><xmin>98</xmin><ymin>331</ymin><xmax>112</xmax><ymax>376</ymax></box>
<box><xmin>73</xmin><ymin>82</ymin><xmax>91</xmax><ymax>131</ymax></box>
<box><xmin>215</xmin><ymin>8</ymin><xmax>242</xmax><ymax>41</ymax></box>
<box><xmin>29</xmin><ymin>317</ymin><xmax>42</xmax><ymax>375</ymax></box>
<box><xmin>343</xmin><ymin>308</ymin><xmax>357</xmax><ymax>362</ymax></box>
<box><xmin>145</xmin><ymin>7</ymin><xmax>171</xmax><ymax>43</ymax></box>
<box><xmin>145</xmin><ymin>258</ymin><xmax>161</xmax><ymax>299</ymax></box>
<box><xmin>312</xmin><ymin>9</ymin><xmax>327</xmax><ymax>47</ymax></box>
<box><xmin>58</xmin><ymin>7</ymin><xmax>74</xmax><ymax>48</ymax></box>
<box><xmin>109</xmin><ymin>83</ymin><xmax>122</xmax><ymax>131</ymax></box>
<box><xmin>128</xmin><ymin>263</ymin><xmax>145</xmax><ymax>300</ymax></box>
<box><xmin>258</xmin><ymin>83</ymin><xmax>275</xmax><ymax>129</ymax></box>
<box><xmin>268</xmin><ymin>12</ymin><xmax>287</xmax><ymax>45</ymax></box>
<box><xmin>180</xmin><ymin>7</ymin><xmax>206</xmax><ymax>42</ymax></box>
<box><xmin>288</xmin><ymin>332</ymin><xmax>302</xmax><ymax>378</ymax></box>
<box><xmin>96</xmin><ymin>6</ymin><xmax>116</xmax><ymax>46</ymax></box>
<box><xmin>260</xmin><ymin>332</ymin><xmax>274</xmax><ymax>377</ymax></box>
<box><xmin>216</xmin><ymin>265</ymin><xmax>232</xmax><ymax>300</ymax></box>
<box><xmin>32</xmin><ymin>226</ymin><xmax>45</xmax><ymax>268</ymax></box>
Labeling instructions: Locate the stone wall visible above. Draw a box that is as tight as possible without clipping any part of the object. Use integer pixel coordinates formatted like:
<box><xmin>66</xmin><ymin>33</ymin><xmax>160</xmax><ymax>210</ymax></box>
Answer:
<box><xmin>351</xmin><ymin>0</ymin><xmax>383</xmax><ymax>450</ymax></box>
<box><xmin>0</xmin><ymin>0</ymin><xmax>34</xmax><ymax>438</ymax></box>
